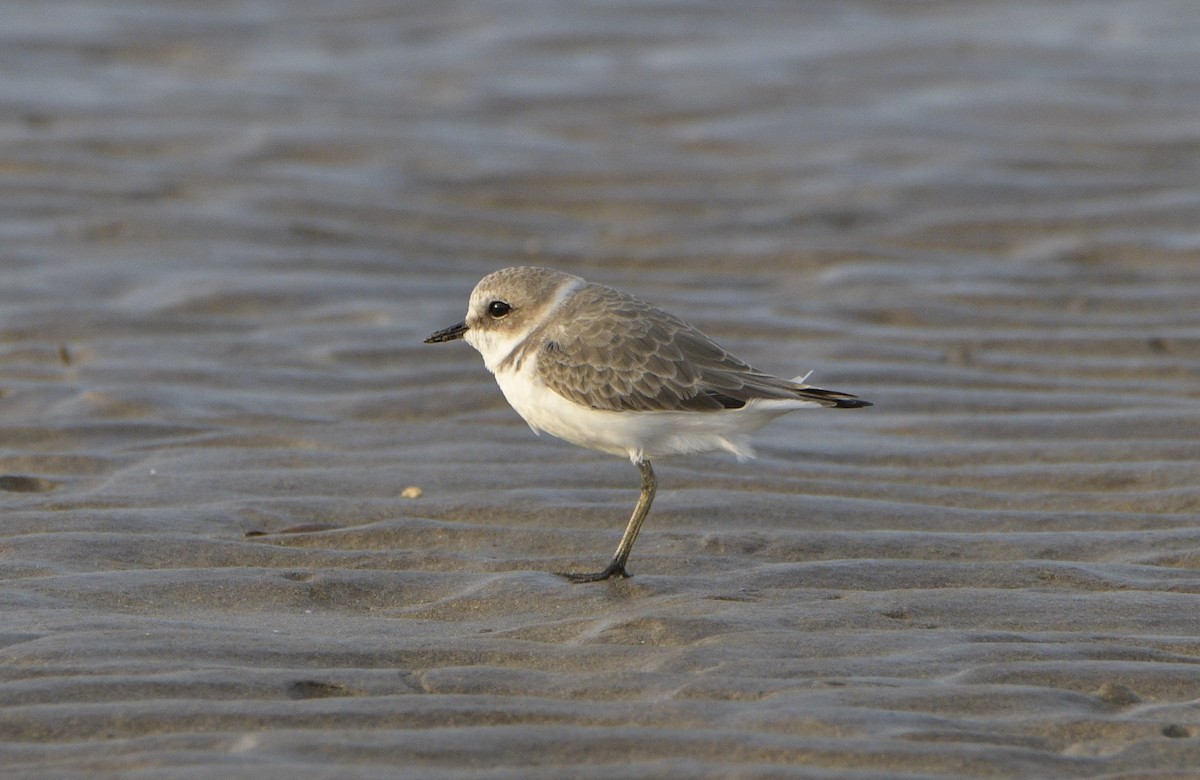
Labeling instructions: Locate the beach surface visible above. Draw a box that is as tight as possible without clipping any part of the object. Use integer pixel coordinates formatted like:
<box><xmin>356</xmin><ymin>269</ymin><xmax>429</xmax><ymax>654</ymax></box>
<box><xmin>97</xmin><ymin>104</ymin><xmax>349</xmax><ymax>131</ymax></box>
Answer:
<box><xmin>2</xmin><ymin>0</ymin><xmax>1200</xmax><ymax>776</ymax></box>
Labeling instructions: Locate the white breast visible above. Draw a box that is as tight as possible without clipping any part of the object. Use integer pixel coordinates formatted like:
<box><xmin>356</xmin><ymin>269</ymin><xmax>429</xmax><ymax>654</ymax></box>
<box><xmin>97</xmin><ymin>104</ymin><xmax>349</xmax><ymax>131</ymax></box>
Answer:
<box><xmin>492</xmin><ymin>360</ymin><xmax>631</xmax><ymax>457</ymax></box>
<box><xmin>490</xmin><ymin>358</ymin><xmax>790</xmax><ymax>464</ymax></box>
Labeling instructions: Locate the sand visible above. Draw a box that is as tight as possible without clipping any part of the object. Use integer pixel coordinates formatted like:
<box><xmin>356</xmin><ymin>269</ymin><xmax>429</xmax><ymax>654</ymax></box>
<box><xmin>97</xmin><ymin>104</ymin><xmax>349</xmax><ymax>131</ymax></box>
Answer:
<box><xmin>2</xmin><ymin>0</ymin><xmax>1200</xmax><ymax>777</ymax></box>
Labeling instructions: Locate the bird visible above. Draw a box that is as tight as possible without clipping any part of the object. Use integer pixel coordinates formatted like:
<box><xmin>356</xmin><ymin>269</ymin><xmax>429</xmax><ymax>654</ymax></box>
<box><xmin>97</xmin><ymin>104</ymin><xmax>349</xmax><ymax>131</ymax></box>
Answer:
<box><xmin>425</xmin><ymin>266</ymin><xmax>870</xmax><ymax>582</ymax></box>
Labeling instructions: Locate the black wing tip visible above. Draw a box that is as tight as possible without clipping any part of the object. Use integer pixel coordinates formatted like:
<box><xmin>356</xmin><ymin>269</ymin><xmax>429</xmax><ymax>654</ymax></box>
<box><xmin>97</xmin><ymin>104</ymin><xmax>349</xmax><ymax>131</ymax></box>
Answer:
<box><xmin>693</xmin><ymin>386</ymin><xmax>872</xmax><ymax>410</ymax></box>
<box><xmin>704</xmin><ymin>390</ymin><xmax>747</xmax><ymax>409</ymax></box>
<box><xmin>797</xmin><ymin>386</ymin><xmax>872</xmax><ymax>409</ymax></box>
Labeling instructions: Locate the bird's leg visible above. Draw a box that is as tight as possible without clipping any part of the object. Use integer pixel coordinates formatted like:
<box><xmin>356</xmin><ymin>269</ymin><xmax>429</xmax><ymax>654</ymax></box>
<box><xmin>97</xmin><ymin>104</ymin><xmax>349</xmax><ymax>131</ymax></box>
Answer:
<box><xmin>558</xmin><ymin>459</ymin><xmax>656</xmax><ymax>583</ymax></box>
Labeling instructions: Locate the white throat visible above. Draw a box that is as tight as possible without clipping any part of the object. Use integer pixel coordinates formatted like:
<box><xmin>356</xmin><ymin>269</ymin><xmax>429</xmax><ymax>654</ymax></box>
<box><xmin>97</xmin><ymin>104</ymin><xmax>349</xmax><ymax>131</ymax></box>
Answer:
<box><xmin>466</xmin><ymin>326</ymin><xmax>526</xmax><ymax>374</ymax></box>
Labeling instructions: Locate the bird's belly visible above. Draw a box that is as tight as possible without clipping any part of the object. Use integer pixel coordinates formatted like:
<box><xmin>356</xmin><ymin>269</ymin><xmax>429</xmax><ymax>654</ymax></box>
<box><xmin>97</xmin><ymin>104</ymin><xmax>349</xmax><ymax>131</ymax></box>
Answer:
<box><xmin>492</xmin><ymin>366</ymin><xmax>774</xmax><ymax>462</ymax></box>
<box><xmin>494</xmin><ymin>368</ymin><xmax>633</xmax><ymax>457</ymax></box>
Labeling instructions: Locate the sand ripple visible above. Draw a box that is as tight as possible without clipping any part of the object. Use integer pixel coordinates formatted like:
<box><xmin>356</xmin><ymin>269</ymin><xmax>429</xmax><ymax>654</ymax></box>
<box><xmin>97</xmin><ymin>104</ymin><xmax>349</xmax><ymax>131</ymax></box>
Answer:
<box><xmin>3</xmin><ymin>0</ymin><xmax>1200</xmax><ymax>776</ymax></box>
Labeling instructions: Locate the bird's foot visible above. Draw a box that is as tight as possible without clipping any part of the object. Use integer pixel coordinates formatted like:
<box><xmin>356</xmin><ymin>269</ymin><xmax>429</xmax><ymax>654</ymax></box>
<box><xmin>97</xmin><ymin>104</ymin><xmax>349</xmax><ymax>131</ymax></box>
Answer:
<box><xmin>555</xmin><ymin>561</ymin><xmax>629</xmax><ymax>583</ymax></box>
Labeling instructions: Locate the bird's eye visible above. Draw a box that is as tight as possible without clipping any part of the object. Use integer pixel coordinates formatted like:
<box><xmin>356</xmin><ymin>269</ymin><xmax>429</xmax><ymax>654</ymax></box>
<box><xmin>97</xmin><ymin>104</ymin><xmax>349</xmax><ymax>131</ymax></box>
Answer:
<box><xmin>488</xmin><ymin>300</ymin><xmax>512</xmax><ymax>318</ymax></box>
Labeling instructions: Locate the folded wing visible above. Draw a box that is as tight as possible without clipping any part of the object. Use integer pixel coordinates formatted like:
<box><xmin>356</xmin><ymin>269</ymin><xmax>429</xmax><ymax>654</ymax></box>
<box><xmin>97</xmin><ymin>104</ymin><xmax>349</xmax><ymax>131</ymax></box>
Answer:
<box><xmin>534</xmin><ymin>283</ymin><xmax>869</xmax><ymax>412</ymax></box>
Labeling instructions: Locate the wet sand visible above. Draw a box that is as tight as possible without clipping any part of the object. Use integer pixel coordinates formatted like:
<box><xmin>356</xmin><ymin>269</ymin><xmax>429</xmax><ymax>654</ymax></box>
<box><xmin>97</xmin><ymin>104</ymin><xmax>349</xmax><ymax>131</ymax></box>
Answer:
<box><xmin>3</xmin><ymin>0</ymin><xmax>1200</xmax><ymax>777</ymax></box>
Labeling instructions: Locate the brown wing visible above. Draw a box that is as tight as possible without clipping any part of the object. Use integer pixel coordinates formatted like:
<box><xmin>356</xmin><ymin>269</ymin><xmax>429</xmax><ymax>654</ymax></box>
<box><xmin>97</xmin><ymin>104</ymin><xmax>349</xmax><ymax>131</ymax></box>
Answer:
<box><xmin>534</xmin><ymin>283</ymin><xmax>867</xmax><ymax>412</ymax></box>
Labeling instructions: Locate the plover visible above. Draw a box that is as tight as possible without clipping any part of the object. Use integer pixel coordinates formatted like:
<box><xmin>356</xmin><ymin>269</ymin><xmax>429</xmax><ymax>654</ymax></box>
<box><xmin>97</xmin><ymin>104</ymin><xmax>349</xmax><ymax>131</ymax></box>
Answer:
<box><xmin>426</xmin><ymin>266</ymin><xmax>870</xmax><ymax>582</ymax></box>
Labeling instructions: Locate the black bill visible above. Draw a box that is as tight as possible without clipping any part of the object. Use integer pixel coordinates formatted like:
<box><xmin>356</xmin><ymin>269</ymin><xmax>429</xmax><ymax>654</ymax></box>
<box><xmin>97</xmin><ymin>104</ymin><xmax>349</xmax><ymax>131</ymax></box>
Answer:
<box><xmin>424</xmin><ymin>321</ymin><xmax>469</xmax><ymax>343</ymax></box>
